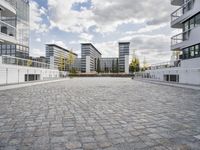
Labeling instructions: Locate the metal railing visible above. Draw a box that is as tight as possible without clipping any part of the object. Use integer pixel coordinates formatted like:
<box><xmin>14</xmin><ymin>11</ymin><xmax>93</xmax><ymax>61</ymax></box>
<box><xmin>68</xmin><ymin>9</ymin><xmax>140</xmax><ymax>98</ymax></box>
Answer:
<box><xmin>3</xmin><ymin>0</ymin><xmax>17</xmax><ymax>9</ymax></box>
<box><xmin>147</xmin><ymin>60</ymin><xmax>181</xmax><ymax>71</ymax></box>
<box><xmin>171</xmin><ymin>0</ymin><xmax>194</xmax><ymax>22</ymax></box>
<box><xmin>171</xmin><ymin>31</ymin><xmax>189</xmax><ymax>45</ymax></box>
<box><xmin>1</xmin><ymin>55</ymin><xmax>53</xmax><ymax>69</ymax></box>
<box><xmin>0</xmin><ymin>20</ymin><xmax>16</xmax><ymax>38</ymax></box>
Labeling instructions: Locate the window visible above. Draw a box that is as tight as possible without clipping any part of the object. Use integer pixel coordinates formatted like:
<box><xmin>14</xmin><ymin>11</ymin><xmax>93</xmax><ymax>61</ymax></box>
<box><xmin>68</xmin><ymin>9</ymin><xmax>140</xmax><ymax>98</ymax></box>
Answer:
<box><xmin>195</xmin><ymin>13</ymin><xmax>200</xmax><ymax>27</ymax></box>
<box><xmin>190</xmin><ymin>18</ymin><xmax>195</xmax><ymax>29</ymax></box>
<box><xmin>195</xmin><ymin>45</ymin><xmax>199</xmax><ymax>57</ymax></box>
<box><xmin>189</xmin><ymin>46</ymin><xmax>194</xmax><ymax>58</ymax></box>
<box><xmin>184</xmin><ymin>21</ymin><xmax>189</xmax><ymax>31</ymax></box>
<box><xmin>183</xmin><ymin>48</ymin><xmax>189</xmax><ymax>59</ymax></box>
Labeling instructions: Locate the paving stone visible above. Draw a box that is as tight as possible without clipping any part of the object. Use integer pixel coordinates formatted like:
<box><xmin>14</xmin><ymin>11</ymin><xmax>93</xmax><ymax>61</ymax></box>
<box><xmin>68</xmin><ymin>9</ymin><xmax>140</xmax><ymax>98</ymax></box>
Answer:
<box><xmin>0</xmin><ymin>78</ymin><xmax>200</xmax><ymax>149</ymax></box>
<box><xmin>65</xmin><ymin>141</ymin><xmax>82</xmax><ymax>149</ymax></box>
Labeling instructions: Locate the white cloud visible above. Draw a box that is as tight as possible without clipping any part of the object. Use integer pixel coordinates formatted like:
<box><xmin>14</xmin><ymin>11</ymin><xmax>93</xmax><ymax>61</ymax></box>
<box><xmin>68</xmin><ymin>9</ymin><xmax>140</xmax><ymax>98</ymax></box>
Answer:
<box><xmin>36</xmin><ymin>38</ymin><xmax>41</xmax><ymax>42</ymax></box>
<box><xmin>79</xmin><ymin>33</ymin><xmax>93</xmax><ymax>42</ymax></box>
<box><xmin>48</xmin><ymin>40</ymin><xmax>67</xmax><ymax>49</ymax></box>
<box><xmin>30</xmin><ymin>0</ymin><xmax>48</xmax><ymax>33</ymax></box>
<box><xmin>126</xmin><ymin>23</ymin><xmax>168</xmax><ymax>35</ymax></box>
<box><xmin>30</xmin><ymin>48</ymin><xmax>45</xmax><ymax>57</ymax></box>
<box><xmin>47</xmin><ymin>0</ymin><xmax>173</xmax><ymax>33</ymax></box>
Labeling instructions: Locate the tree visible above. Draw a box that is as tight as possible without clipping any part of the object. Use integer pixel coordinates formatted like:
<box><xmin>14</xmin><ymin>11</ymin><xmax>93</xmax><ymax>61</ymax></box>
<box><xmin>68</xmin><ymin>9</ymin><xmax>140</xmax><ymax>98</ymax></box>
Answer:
<box><xmin>27</xmin><ymin>59</ymin><xmax>32</xmax><ymax>67</ymax></box>
<box><xmin>66</xmin><ymin>49</ymin><xmax>75</xmax><ymax>72</ymax></box>
<box><xmin>97</xmin><ymin>58</ymin><xmax>101</xmax><ymax>73</ymax></box>
<box><xmin>129</xmin><ymin>58</ymin><xmax>140</xmax><ymax>73</ymax></box>
<box><xmin>112</xmin><ymin>59</ymin><xmax>115</xmax><ymax>73</ymax></box>
<box><xmin>116</xmin><ymin>58</ymin><xmax>119</xmax><ymax>73</ymax></box>
<box><xmin>58</xmin><ymin>55</ymin><xmax>65</xmax><ymax>71</ymax></box>
<box><xmin>142</xmin><ymin>57</ymin><xmax>148</xmax><ymax>71</ymax></box>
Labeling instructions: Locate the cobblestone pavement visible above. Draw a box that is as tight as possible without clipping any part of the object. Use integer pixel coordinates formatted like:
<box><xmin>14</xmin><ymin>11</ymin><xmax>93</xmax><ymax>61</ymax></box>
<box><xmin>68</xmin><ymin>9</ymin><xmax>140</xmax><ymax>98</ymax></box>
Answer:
<box><xmin>0</xmin><ymin>78</ymin><xmax>200</xmax><ymax>150</ymax></box>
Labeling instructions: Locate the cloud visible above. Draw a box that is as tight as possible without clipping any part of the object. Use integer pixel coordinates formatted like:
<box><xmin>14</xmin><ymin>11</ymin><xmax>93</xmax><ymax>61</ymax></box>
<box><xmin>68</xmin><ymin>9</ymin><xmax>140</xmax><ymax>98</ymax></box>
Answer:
<box><xmin>126</xmin><ymin>23</ymin><xmax>168</xmax><ymax>35</ymax></box>
<box><xmin>47</xmin><ymin>40</ymin><xmax>67</xmax><ymax>49</ymax></box>
<box><xmin>30</xmin><ymin>0</ymin><xmax>48</xmax><ymax>33</ymax></box>
<box><xmin>36</xmin><ymin>38</ymin><xmax>41</xmax><ymax>42</ymax></box>
<box><xmin>29</xmin><ymin>48</ymin><xmax>45</xmax><ymax>57</ymax></box>
<box><xmin>79</xmin><ymin>33</ymin><xmax>94</xmax><ymax>42</ymax></box>
<box><xmin>46</xmin><ymin>0</ymin><xmax>173</xmax><ymax>33</ymax></box>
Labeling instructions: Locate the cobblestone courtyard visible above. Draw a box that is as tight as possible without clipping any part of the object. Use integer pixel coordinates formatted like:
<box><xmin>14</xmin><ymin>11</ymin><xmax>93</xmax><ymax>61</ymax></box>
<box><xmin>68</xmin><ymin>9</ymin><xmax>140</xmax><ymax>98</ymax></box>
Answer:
<box><xmin>0</xmin><ymin>78</ymin><xmax>200</xmax><ymax>150</ymax></box>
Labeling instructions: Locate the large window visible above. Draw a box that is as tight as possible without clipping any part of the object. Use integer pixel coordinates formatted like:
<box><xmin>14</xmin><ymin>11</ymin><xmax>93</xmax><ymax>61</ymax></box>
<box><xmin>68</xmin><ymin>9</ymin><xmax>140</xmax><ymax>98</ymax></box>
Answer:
<box><xmin>189</xmin><ymin>46</ymin><xmax>195</xmax><ymax>58</ymax></box>
<box><xmin>182</xmin><ymin>43</ymin><xmax>200</xmax><ymax>59</ymax></box>
<box><xmin>195</xmin><ymin>14</ymin><xmax>200</xmax><ymax>27</ymax></box>
<box><xmin>190</xmin><ymin>18</ymin><xmax>195</xmax><ymax>29</ymax></box>
<box><xmin>195</xmin><ymin>45</ymin><xmax>200</xmax><ymax>57</ymax></box>
<box><xmin>184</xmin><ymin>21</ymin><xmax>190</xmax><ymax>31</ymax></box>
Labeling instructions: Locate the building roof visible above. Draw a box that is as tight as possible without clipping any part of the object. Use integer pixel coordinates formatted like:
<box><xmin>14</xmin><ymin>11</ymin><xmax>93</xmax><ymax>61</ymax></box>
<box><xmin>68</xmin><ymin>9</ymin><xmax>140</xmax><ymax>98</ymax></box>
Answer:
<box><xmin>81</xmin><ymin>43</ymin><xmax>102</xmax><ymax>55</ymax></box>
<box><xmin>46</xmin><ymin>44</ymin><xmax>78</xmax><ymax>56</ymax></box>
<box><xmin>118</xmin><ymin>42</ymin><xmax>130</xmax><ymax>45</ymax></box>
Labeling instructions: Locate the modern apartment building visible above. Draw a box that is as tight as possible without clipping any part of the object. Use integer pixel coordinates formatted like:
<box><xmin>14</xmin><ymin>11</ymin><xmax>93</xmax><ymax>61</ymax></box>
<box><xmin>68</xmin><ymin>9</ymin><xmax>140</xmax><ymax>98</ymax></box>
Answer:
<box><xmin>0</xmin><ymin>0</ymin><xmax>29</xmax><ymax>58</ymax></box>
<box><xmin>46</xmin><ymin>44</ymin><xmax>78</xmax><ymax>71</ymax></box>
<box><xmin>171</xmin><ymin>0</ymin><xmax>200</xmax><ymax>59</ymax></box>
<box><xmin>119</xmin><ymin>42</ymin><xmax>130</xmax><ymax>74</ymax></box>
<box><xmin>144</xmin><ymin>0</ymin><xmax>200</xmax><ymax>85</ymax></box>
<box><xmin>81</xmin><ymin>43</ymin><xmax>102</xmax><ymax>73</ymax></box>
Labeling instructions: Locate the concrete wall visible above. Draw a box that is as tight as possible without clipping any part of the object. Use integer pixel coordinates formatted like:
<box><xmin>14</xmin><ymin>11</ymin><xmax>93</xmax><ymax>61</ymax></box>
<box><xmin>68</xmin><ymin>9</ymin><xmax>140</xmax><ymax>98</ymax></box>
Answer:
<box><xmin>125</xmin><ymin>55</ymin><xmax>129</xmax><ymax>74</ymax></box>
<box><xmin>86</xmin><ymin>56</ymin><xmax>90</xmax><ymax>73</ymax></box>
<box><xmin>181</xmin><ymin>57</ymin><xmax>200</xmax><ymax>68</ymax></box>
<box><xmin>0</xmin><ymin>64</ymin><xmax>59</xmax><ymax>85</ymax></box>
<box><xmin>146</xmin><ymin>67</ymin><xmax>200</xmax><ymax>85</ymax></box>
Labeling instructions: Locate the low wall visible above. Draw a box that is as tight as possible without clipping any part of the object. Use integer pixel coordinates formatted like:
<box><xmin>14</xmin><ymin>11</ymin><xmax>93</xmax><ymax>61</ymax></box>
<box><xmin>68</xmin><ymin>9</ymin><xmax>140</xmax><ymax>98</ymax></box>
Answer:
<box><xmin>145</xmin><ymin>67</ymin><xmax>200</xmax><ymax>85</ymax></box>
<box><xmin>69</xmin><ymin>73</ymin><xmax>132</xmax><ymax>77</ymax></box>
<box><xmin>0</xmin><ymin>64</ymin><xmax>59</xmax><ymax>85</ymax></box>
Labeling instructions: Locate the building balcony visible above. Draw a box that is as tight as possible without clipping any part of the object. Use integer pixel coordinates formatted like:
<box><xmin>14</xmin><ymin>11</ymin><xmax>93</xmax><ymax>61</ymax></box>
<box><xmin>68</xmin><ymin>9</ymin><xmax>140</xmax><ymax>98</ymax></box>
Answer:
<box><xmin>171</xmin><ymin>0</ymin><xmax>184</xmax><ymax>6</ymax></box>
<box><xmin>171</xmin><ymin>31</ymin><xmax>189</xmax><ymax>51</ymax></box>
<box><xmin>171</xmin><ymin>0</ymin><xmax>194</xmax><ymax>28</ymax></box>
<box><xmin>0</xmin><ymin>20</ymin><xmax>17</xmax><ymax>44</ymax></box>
<box><xmin>0</xmin><ymin>0</ymin><xmax>16</xmax><ymax>15</ymax></box>
<box><xmin>171</xmin><ymin>26</ymin><xmax>200</xmax><ymax>51</ymax></box>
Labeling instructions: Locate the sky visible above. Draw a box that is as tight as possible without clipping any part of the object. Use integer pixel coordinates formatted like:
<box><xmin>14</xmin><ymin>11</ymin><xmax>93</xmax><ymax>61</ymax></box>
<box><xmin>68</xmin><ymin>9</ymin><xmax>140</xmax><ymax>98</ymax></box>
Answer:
<box><xmin>29</xmin><ymin>0</ymin><xmax>178</xmax><ymax>65</ymax></box>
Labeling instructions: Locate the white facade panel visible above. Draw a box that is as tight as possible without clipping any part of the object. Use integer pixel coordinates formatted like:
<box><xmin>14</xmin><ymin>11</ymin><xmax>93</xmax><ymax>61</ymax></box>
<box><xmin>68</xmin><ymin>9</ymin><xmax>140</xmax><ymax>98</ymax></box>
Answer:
<box><xmin>125</xmin><ymin>55</ymin><xmax>129</xmax><ymax>74</ymax></box>
<box><xmin>86</xmin><ymin>56</ymin><xmax>90</xmax><ymax>73</ymax></box>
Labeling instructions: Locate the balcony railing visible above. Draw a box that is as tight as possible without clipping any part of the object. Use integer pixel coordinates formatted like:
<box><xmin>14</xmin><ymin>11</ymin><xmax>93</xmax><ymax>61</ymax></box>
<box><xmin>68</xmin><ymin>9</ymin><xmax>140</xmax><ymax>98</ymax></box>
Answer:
<box><xmin>147</xmin><ymin>60</ymin><xmax>181</xmax><ymax>71</ymax></box>
<box><xmin>3</xmin><ymin>0</ymin><xmax>17</xmax><ymax>9</ymax></box>
<box><xmin>1</xmin><ymin>55</ymin><xmax>54</xmax><ymax>69</ymax></box>
<box><xmin>171</xmin><ymin>31</ymin><xmax>189</xmax><ymax>45</ymax></box>
<box><xmin>171</xmin><ymin>0</ymin><xmax>194</xmax><ymax>22</ymax></box>
<box><xmin>0</xmin><ymin>20</ymin><xmax>16</xmax><ymax>39</ymax></box>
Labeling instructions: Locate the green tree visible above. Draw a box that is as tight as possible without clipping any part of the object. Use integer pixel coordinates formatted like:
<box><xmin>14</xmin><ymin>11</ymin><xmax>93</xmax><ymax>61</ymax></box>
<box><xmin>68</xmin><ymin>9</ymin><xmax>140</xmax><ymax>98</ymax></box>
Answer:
<box><xmin>112</xmin><ymin>59</ymin><xmax>115</xmax><ymax>73</ymax></box>
<box><xmin>97</xmin><ymin>58</ymin><xmax>101</xmax><ymax>73</ymax></box>
<box><xmin>142</xmin><ymin>57</ymin><xmax>148</xmax><ymax>71</ymax></box>
<box><xmin>116</xmin><ymin>58</ymin><xmax>119</xmax><ymax>73</ymax></box>
<box><xmin>66</xmin><ymin>50</ymin><xmax>75</xmax><ymax>72</ymax></box>
<box><xmin>58</xmin><ymin>55</ymin><xmax>65</xmax><ymax>71</ymax></box>
<box><xmin>129</xmin><ymin>58</ymin><xmax>140</xmax><ymax>73</ymax></box>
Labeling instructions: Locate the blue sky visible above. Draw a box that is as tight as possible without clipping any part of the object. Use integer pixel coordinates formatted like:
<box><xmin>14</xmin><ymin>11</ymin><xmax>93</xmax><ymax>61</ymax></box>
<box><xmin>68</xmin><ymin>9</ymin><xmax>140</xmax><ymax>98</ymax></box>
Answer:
<box><xmin>30</xmin><ymin>0</ymin><xmax>177</xmax><ymax>65</ymax></box>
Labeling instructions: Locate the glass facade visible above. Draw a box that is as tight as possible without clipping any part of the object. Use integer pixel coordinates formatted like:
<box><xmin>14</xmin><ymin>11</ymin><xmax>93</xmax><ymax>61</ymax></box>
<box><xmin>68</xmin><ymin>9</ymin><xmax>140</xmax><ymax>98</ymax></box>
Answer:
<box><xmin>0</xmin><ymin>0</ymin><xmax>29</xmax><ymax>58</ymax></box>
<box><xmin>182</xmin><ymin>43</ymin><xmax>200</xmax><ymax>59</ymax></box>
<box><xmin>183</xmin><ymin>12</ymin><xmax>200</xmax><ymax>32</ymax></box>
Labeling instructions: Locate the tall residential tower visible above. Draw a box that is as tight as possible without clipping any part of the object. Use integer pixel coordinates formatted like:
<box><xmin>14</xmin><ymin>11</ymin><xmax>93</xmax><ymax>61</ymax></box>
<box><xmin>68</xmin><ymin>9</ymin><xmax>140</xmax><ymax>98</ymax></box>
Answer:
<box><xmin>119</xmin><ymin>42</ymin><xmax>130</xmax><ymax>74</ymax></box>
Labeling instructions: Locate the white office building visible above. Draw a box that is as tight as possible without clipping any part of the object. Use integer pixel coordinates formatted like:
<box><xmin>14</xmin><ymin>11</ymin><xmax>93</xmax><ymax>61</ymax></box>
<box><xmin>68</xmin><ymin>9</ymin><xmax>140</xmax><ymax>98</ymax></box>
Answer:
<box><xmin>144</xmin><ymin>0</ymin><xmax>200</xmax><ymax>85</ymax></box>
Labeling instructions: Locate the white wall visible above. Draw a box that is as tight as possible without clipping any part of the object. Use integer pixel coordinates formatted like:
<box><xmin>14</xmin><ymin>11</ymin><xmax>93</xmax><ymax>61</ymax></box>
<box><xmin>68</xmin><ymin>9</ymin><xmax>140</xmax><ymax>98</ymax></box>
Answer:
<box><xmin>86</xmin><ymin>56</ymin><xmax>90</xmax><ymax>73</ymax></box>
<box><xmin>0</xmin><ymin>64</ymin><xmax>59</xmax><ymax>85</ymax></box>
<box><xmin>146</xmin><ymin>67</ymin><xmax>200</xmax><ymax>85</ymax></box>
<box><xmin>125</xmin><ymin>55</ymin><xmax>129</xmax><ymax>74</ymax></box>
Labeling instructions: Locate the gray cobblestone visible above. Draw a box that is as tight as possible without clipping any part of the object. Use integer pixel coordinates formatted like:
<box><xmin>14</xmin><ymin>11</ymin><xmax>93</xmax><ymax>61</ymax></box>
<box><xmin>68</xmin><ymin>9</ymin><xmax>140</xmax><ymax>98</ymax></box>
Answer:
<box><xmin>0</xmin><ymin>78</ymin><xmax>200</xmax><ymax>149</ymax></box>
